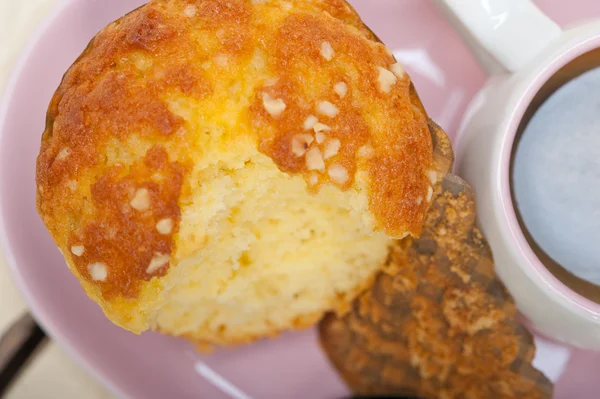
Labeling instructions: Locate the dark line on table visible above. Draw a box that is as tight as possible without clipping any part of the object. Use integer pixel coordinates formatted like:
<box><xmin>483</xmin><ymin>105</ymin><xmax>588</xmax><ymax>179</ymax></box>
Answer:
<box><xmin>0</xmin><ymin>323</ymin><xmax>48</xmax><ymax>397</ymax></box>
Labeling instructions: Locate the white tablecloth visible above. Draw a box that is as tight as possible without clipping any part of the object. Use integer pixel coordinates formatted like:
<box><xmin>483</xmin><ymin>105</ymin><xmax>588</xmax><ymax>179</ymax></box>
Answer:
<box><xmin>0</xmin><ymin>1</ymin><xmax>113</xmax><ymax>397</ymax></box>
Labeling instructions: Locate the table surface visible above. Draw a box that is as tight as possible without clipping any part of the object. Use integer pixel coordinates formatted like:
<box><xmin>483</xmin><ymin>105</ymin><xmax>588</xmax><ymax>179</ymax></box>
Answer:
<box><xmin>0</xmin><ymin>0</ymin><xmax>113</xmax><ymax>397</ymax></box>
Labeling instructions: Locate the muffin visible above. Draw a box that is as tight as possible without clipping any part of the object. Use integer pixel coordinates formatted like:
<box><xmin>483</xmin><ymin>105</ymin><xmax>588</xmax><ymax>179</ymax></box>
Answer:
<box><xmin>36</xmin><ymin>0</ymin><xmax>434</xmax><ymax>345</ymax></box>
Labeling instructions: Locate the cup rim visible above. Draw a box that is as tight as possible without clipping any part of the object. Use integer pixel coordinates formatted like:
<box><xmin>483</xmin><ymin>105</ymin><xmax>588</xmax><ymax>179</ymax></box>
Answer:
<box><xmin>498</xmin><ymin>29</ymin><xmax>600</xmax><ymax>317</ymax></box>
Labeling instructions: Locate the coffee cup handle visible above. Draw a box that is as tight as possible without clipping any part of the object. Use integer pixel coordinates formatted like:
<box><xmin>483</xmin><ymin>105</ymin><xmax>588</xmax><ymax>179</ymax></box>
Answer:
<box><xmin>434</xmin><ymin>0</ymin><xmax>562</xmax><ymax>73</ymax></box>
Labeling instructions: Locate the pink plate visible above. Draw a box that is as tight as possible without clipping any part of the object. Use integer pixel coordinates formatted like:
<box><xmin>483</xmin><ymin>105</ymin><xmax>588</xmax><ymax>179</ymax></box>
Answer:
<box><xmin>1</xmin><ymin>0</ymin><xmax>599</xmax><ymax>398</ymax></box>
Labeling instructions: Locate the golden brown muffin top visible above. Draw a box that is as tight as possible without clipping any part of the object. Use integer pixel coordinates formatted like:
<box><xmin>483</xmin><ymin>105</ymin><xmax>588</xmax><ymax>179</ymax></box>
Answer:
<box><xmin>36</xmin><ymin>0</ymin><xmax>433</xmax><ymax>301</ymax></box>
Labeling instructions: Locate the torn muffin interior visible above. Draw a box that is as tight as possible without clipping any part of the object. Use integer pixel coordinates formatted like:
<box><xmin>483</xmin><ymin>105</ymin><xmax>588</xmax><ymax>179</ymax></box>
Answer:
<box><xmin>155</xmin><ymin>149</ymin><xmax>391</xmax><ymax>344</ymax></box>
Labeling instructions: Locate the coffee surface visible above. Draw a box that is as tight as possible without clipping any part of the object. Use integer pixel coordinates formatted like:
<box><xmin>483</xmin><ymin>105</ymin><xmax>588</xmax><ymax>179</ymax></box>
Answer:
<box><xmin>513</xmin><ymin>67</ymin><xmax>600</xmax><ymax>286</ymax></box>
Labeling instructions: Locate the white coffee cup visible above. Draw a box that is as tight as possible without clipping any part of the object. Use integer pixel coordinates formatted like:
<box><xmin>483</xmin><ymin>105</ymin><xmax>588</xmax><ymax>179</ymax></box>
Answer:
<box><xmin>435</xmin><ymin>0</ymin><xmax>600</xmax><ymax>349</ymax></box>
